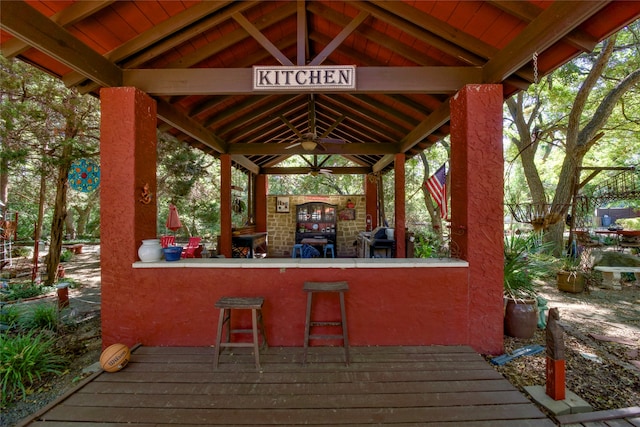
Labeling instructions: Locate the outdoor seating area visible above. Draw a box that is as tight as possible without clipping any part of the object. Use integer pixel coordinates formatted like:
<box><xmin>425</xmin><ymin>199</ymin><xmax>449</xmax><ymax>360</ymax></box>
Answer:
<box><xmin>16</xmin><ymin>346</ymin><xmax>556</xmax><ymax>426</ymax></box>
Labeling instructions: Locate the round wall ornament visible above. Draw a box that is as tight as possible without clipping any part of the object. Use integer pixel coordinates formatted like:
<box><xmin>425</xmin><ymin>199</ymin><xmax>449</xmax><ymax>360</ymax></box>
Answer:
<box><xmin>68</xmin><ymin>158</ymin><xmax>100</xmax><ymax>192</ymax></box>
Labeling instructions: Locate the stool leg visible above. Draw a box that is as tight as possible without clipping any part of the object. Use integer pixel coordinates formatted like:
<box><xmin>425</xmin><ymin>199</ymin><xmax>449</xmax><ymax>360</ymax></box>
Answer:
<box><xmin>258</xmin><ymin>309</ymin><xmax>268</xmax><ymax>351</ymax></box>
<box><xmin>339</xmin><ymin>292</ymin><xmax>350</xmax><ymax>366</ymax></box>
<box><xmin>303</xmin><ymin>292</ymin><xmax>313</xmax><ymax>365</ymax></box>
<box><xmin>213</xmin><ymin>308</ymin><xmax>226</xmax><ymax>369</ymax></box>
<box><xmin>251</xmin><ymin>308</ymin><xmax>261</xmax><ymax>370</ymax></box>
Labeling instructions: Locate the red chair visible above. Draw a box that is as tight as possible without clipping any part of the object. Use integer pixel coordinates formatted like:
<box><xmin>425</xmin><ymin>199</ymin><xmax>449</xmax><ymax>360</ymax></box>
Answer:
<box><xmin>160</xmin><ymin>235</ymin><xmax>175</xmax><ymax>248</ymax></box>
<box><xmin>182</xmin><ymin>237</ymin><xmax>202</xmax><ymax>258</ymax></box>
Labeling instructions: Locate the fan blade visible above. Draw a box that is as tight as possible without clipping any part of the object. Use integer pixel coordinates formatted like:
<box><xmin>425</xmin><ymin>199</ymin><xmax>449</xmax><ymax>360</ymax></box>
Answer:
<box><xmin>285</xmin><ymin>142</ymin><xmax>302</xmax><ymax>149</ymax></box>
<box><xmin>319</xmin><ymin>168</ymin><xmax>333</xmax><ymax>174</ymax></box>
<box><xmin>317</xmin><ymin>137</ymin><xmax>345</xmax><ymax>144</ymax></box>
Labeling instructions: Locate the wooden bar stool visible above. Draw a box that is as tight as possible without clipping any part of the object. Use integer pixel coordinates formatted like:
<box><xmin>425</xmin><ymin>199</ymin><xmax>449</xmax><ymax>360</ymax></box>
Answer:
<box><xmin>213</xmin><ymin>296</ymin><xmax>267</xmax><ymax>370</ymax></box>
<box><xmin>303</xmin><ymin>281</ymin><xmax>349</xmax><ymax>366</ymax></box>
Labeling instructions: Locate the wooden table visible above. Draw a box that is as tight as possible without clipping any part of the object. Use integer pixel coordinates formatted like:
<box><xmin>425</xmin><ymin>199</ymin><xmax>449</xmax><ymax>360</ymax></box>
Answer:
<box><xmin>301</xmin><ymin>238</ymin><xmax>328</xmax><ymax>257</ymax></box>
<box><xmin>232</xmin><ymin>232</ymin><xmax>267</xmax><ymax>258</ymax></box>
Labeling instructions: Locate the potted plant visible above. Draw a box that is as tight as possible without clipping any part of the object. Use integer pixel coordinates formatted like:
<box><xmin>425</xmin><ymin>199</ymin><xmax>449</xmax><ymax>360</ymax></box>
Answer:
<box><xmin>503</xmin><ymin>234</ymin><xmax>540</xmax><ymax>339</ymax></box>
<box><xmin>557</xmin><ymin>255</ymin><xmax>586</xmax><ymax>293</ymax></box>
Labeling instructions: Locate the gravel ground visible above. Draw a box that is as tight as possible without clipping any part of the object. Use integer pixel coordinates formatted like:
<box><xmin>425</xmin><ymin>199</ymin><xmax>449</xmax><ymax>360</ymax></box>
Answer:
<box><xmin>2</xmin><ymin>247</ymin><xmax>639</xmax><ymax>426</ymax></box>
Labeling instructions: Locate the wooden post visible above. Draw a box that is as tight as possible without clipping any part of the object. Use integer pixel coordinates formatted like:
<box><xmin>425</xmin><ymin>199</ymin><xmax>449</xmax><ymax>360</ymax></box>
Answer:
<box><xmin>546</xmin><ymin>308</ymin><xmax>566</xmax><ymax>400</ymax></box>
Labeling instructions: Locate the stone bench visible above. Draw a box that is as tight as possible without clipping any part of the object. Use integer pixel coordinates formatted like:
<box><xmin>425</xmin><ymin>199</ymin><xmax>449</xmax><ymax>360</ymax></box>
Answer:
<box><xmin>62</xmin><ymin>243</ymin><xmax>84</xmax><ymax>254</ymax></box>
<box><xmin>593</xmin><ymin>266</ymin><xmax>640</xmax><ymax>290</ymax></box>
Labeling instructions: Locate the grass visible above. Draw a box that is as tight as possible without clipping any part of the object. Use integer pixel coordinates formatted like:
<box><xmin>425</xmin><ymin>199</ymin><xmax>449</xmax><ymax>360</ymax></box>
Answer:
<box><xmin>0</xmin><ymin>330</ymin><xmax>67</xmax><ymax>405</ymax></box>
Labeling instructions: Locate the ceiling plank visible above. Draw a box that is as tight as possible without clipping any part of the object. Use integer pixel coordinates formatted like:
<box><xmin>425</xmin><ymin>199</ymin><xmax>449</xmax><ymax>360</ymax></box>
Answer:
<box><xmin>1</xmin><ymin>0</ymin><xmax>116</xmax><ymax>58</ymax></box>
<box><xmin>156</xmin><ymin>98</ymin><xmax>227</xmax><ymax>155</ymax></box>
<box><xmin>0</xmin><ymin>0</ymin><xmax>122</xmax><ymax>87</ymax></box>
<box><xmin>309</xmin><ymin>10</ymin><xmax>369</xmax><ymax>66</ymax></box>
<box><xmin>262</xmin><ymin>166</ymin><xmax>371</xmax><ymax>175</ymax></box>
<box><xmin>228</xmin><ymin>143</ymin><xmax>397</xmax><ymax>156</ymax></box>
<box><xmin>63</xmin><ymin>1</ymin><xmax>233</xmax><ymax>88</ymax></box>
<box><xmin>232</xmin><ymin>12</ymin><xmax>294</xmax><ymax>66</ymax></box>
<box><xmin>483</xmin><ymin>1</ymin><xmax>608</xmax><ymax>83</ymax></box>
<box><xmin>489</xmin><ymin>1</ymin><xmax>598</xmax><ymax>52</ymax></box>
<box><xmin>123</xmin><ymin>67</ymin><xmax>482</xmax><ymax>95</ymax></box>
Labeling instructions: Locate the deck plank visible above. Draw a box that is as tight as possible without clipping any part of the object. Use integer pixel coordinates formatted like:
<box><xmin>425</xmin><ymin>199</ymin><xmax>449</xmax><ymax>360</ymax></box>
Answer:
<box><xmin>19</xmin><ymin>346</ymin><xmax>556</xmax><ymax>426</ymax></box>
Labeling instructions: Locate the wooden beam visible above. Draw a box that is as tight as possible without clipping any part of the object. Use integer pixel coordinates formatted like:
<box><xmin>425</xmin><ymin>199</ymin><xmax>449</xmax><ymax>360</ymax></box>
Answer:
<box><xmin>63</xmin><ymin>1</ymin><xmax>232</xmax><ymax>88</ymax></box>
<box><xmin>1</xmin><ymin>1</ymin><xmax>115</xmax><ymax>58</ymax></box>
<box><xmin>261</xmin><ymin>166</ymin><xmax>371</xmax><ymax>175</ymax></box>
<box><xmin>228</xmin><ymin>143</ymin><xmax>397</xmax><ymax>156</ymax></box>
<box><xmin>0</xmin><ymin>1</ymin><xmax>122</xmax><ymax>87</ymax></box>
<box><xmin>399</xmin><ymin>101</ymin><xmax>451</xmax><ymax>153</ymax></box>
<box><xmin>123</xmin><ymin>67</ymin><xmax>482</xmax><ymax>95</ymax></box>
<box><xmin>483</xmin><ymin>1</ymin><xmax>608</xmax><ymax>83</ymax></box>
<box><xmin>156</xmin><ymin>98</ymin><xmax>227</xmax><ymax>154</ymax></box>
<box><xmin>231</xmin><ymin>155</ymin><xmax>260</xmax><ymax>175</ymax></box>
<box><xmin>233</xmin><ymin>12</ymin><xmax>293</xmax><ymax>66</ymax></box>
<box><xmin>296</xmin><ymin>0</ymin><xmax>307</xmax><ymax>66</ymax></box>
<box><xmin>372</xmin><ymin>154</ymin><xmax>396</xmax><ymax>173</ymax></box>
<box><xmin>489</xmin><ymin>1</ymin><xmax>599</xmax><ymax>53</ymax></box>
<box><xmin>309</xmin><ymin>11</ymin><xmax>369</xmax><ymax>66</ymax></box>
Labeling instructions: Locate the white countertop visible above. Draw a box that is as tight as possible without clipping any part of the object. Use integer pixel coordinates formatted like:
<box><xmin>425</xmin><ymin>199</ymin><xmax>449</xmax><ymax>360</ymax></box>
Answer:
<box><xmin>133</xmin><ymin>257</ymin><xmax>468</xmax><ymax>269</ymax></box>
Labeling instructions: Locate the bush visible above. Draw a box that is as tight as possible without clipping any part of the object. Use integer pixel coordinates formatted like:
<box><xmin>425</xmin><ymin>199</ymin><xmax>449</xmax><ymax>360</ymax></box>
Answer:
<box><xmin>0</xmin><ymin>282</ymin><xmax>52</xmax><ymax>302</ymax></box>
<box><xmin>21</xmin><ymin>303</ymin><xmax>60</xmax><ymax>330</ymax></box>
<box><xmin>0</xmin><ymin>330</ymin><xmax>66</xmax><ymax>405</ymax></box>
<box><xmin>60</xmin><ymin>250</ymin><xmax>74</xmax><ymax>262</ymax></box>
<box><xmin>0</xmin><ymin>305</ymin><xmax>20</xmax><ymax>329</ymax></box>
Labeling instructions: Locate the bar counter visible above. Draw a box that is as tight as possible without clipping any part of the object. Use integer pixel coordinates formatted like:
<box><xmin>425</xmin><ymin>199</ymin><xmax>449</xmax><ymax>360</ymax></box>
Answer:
<box><xmin>133</xmin><ymin>257</ymin><xmax>467</xmax><ymax>269</ymax></box>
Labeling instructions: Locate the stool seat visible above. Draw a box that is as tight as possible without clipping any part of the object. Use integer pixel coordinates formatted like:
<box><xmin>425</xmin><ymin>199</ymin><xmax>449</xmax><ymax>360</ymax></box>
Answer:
<box><xmin>303</xmin><ymin>281</ymin><xmax>349</xmax><ymax>366</ymax></box>
<box><xmin>214</xmin><ymin>296</ymin><xmax>267</xmax><ymax>370</ymax></box>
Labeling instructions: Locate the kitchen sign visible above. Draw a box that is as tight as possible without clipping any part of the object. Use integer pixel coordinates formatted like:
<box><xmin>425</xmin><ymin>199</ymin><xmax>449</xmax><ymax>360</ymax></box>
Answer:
<box><xmin>253</xmin><ymin>65</ymin><xmax>355</xmax><ymax>91</ymax></box>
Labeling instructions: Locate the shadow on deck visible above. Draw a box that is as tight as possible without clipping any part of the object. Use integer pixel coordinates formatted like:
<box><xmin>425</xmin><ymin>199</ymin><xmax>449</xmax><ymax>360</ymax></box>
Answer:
<box><xmin>19</xmin><ymin>346</ymin><xmax>557</xmax><ymax>426</ymax></box>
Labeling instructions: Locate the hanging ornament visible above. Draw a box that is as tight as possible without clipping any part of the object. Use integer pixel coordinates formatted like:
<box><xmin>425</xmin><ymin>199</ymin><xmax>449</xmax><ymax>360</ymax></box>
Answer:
<box><xmin>68</xmin><ymin>158</ymin><xmax>100</xmax><ymax>192</ymax></box>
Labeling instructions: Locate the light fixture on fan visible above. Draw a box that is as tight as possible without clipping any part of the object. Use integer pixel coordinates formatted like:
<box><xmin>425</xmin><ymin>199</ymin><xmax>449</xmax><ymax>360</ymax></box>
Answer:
<box><xmin>300</xmin><ymin>140</ymin><xmax>317</xmax><ymax>151</ymax></box>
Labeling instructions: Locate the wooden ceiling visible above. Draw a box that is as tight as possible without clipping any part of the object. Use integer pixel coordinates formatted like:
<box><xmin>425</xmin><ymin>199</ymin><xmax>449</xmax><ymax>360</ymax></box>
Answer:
<box><xmin>2</xmin><ymin>1</ymin><xmax>639</xmax><ymax>175</ymax></box>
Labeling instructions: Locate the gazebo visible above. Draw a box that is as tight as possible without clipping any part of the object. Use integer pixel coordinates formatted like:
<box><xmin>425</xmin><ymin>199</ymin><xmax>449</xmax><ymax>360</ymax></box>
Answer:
<box><xmin>2</xmin><ymin>1</ymin><xmax>638</xmax><ymax>355</ymax></box>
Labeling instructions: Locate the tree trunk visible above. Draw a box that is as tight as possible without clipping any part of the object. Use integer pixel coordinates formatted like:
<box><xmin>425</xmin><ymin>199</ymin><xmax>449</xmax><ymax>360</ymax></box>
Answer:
<box><xmin>419</xmin><ymin>152</ymin><xmax>443</xmax><ymax>239</ymax></box>
<box><xmin>73</xmin><ymin>189</ymin><xmax>99</xmax><ymax>236</ymax></box>
<box><xmin>45</xmin><ymin>144</ymin><xmax>72</xmax><ymax>285</ymax></box>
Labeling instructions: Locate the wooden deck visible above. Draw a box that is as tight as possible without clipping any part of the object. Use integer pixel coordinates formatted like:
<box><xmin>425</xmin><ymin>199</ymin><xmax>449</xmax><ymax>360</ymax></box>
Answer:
<box><xmin>20</xmin><ymin>346</ymin><xmax>557</xmax><ymax>426</ymax></box>
<box><xmin>556</xmin><ymin>407</ymin><xmax>640</xmax><ymax>426</ymax></box>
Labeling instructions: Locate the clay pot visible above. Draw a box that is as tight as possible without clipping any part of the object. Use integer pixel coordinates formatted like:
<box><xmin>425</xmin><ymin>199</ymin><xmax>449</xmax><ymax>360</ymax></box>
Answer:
<box><xmin>504</xmin><ymin>298</ymin><xmax>538</xmax><ymax>339</ymax></box>
<box><xmin>138</xmin><ymin>239</ymin><xmax>163</xmax><ymax>262</ymax></box>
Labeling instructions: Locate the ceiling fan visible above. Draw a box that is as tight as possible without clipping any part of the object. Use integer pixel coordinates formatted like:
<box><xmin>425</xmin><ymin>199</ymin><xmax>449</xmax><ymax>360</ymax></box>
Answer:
<box><xmin>282</xmin><ymin>96</ymin><xmax>346</xmax><ymax>151</ymax></box>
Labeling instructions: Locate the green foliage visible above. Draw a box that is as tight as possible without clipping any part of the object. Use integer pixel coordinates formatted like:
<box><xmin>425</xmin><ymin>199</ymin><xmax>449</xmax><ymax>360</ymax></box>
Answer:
<box><xmin>0</xmin><ymin>305</ymin><xmax>20</xmax><ymax>329</ymax></box>
<box><xmin>0</xmin><ymin>330</ymin><xmax>66</xmax><ymax>405</ymax></box>
<box><xmin>503</xmin><ymin>233</ymin><xmax>553</xmax><ymax>299</ymax></box>
<box><xmin>59</xmin><ymin>250</ymin><xmax>74</xmax><ymax>262</ymax></box>
<box><xmin>0</xmin><ymin>282</ymin><xmax>53</xmax><ymax>302</ymax></box>
<box><xmin>11</xmin><ymin>246</ymin><xmax>31</xmax><ymax>258</ymax></box>
<box><xmin>615</xmin><ymin>217</ymin><xmax>640</xmax><ymax>230</ymax></box>
<box><xmin>413</xmin><ymin>229</ymin><xmax>445</xmax><ymax>258</ymax></box>
<box><xmin>21</xmin><ymin>303</ymin><xmax>60</xmax><ymax>330</ymax></box>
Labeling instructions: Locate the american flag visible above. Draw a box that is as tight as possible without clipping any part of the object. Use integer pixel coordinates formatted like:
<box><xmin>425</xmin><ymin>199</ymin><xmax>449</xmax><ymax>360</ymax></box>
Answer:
<box><xmin>425</xmin><ymin>163</ymin><xmax>448</xmax><ymax>219</ymax></box>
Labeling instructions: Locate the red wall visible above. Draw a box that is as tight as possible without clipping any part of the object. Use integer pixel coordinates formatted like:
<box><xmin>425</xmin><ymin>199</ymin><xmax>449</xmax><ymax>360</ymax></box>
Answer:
<box><xmin>103</xmin><ymin>265</ymin><xmax>471</xmax><ymax>348</ymax></box>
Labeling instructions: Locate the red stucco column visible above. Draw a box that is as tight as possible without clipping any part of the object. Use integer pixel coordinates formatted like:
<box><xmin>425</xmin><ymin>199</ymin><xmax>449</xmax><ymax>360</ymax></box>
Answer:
<box><xmin>394</xmin><ymin>153</ymin><xmax>406</xmax><ymax>258</ymax></box>
<box><xmin>219</xmin><ymin>154</ymin><xmax>232</xmax><ymax>258</ymax></box>
<box><xmin>255</xmin><ymin>174</ymin><xmax>268</xmax><ymax>232</ymax></box>
<box><xmin>100</xmin><ymin>87</ymin><xmax>157</xmax><ymax>347</ymax></box>
<box><xmin>450</xmin><ymin>84</ymin><xmax>504</xmax><ymax>354</ymax></box>
<box><xmin>365</xmin><ymin>174</ymin><xmax>377</xmax><ymax>231</ymax></box>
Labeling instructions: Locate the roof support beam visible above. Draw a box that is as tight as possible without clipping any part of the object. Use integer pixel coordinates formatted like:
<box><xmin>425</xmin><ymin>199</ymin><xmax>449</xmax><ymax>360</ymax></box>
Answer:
<box><xmin>228</xmin><ymin>143</ymin><xmax>397</xmax><ymax>156</ymax></box>
<box><xmin>0</xmin><ymin>0</ymin><xmax>122</xmax><ymax>87</ymax></box>
<box><xmin>308</xmin><ymin>11</ymin><xmax>369</xmax><ymax>66</ymax></box>
<box><xmin>483</xmin><ymin>1</ymin><xmax>608</xmax><ymax>83</ymax></box>
<box><xmin>156</xmin><ymin>99</ymin><xmax>228</xmax><ymax>155</ymax></box>
<box><xmin>1</xmin><ymin>0</ymin><xmax>115</xmax><ymax>58</ymax></box>
<box><xmin>233</xmin><ymin>13</ymin><xmax>294</xmax><ymax>66</ymax></box>
<box><xmin>123</xmin><ymin>67</ymin><xmax>482</xmax><ymax>95</ymax></box>
<box><xmin>262</xmin><ymin>167</ymin><xmax>371</xmax><ymax>175</ymax></box>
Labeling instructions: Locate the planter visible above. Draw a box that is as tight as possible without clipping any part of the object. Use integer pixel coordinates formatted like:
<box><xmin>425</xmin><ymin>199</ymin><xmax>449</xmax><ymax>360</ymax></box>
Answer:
<box><xmin>557</xmin><ymin>271</ymin><xmax>585</xmax><ymax>293</ymax></box>
<box><xmin>138</xmin><ymin>239</ymin><xmax>163</xmax><ymax>262</ymax></box>
<box><xmin>504</xmin><ymin>297</ymin><xmax>538</xmax><ymax>339</ymax></box>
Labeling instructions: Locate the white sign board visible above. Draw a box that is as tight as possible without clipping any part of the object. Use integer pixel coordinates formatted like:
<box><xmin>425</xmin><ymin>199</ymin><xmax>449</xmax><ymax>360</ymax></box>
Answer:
<box><xmin>253</xmin><ymin>65</ymin><xmax>356</xmax><ymax>91</ymax></box>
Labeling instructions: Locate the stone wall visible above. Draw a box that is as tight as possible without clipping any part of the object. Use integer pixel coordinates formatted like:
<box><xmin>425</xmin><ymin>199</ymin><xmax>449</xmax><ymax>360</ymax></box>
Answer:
<box><xmin>267</xmin><ymin>195</ymin><xmax>366</xmax><ymax>257</ymax></box>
